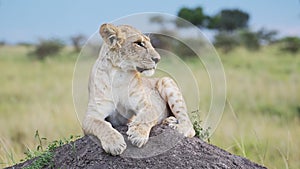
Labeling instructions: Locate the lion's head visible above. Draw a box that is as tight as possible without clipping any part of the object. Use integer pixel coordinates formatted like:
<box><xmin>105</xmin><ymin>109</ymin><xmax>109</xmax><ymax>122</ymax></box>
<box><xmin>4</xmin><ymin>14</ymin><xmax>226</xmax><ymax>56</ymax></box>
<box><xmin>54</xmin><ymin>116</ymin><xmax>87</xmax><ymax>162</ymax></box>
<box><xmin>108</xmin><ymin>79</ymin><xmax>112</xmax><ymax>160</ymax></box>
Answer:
<box><xmin>99</xmin><ymin>23</ymin><xmax>160</xmax><ymax>76</ymax></box>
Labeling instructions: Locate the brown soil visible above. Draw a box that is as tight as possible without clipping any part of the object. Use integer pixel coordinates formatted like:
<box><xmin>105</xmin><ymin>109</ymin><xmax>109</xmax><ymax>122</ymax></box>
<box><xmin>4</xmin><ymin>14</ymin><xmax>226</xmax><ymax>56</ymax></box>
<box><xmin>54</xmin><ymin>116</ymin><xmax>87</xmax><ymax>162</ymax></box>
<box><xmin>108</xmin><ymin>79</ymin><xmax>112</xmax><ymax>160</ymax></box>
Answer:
<box><xmin>8</xmin><ymin>125</ymin><xmax>267</xmax><ymax>169</ymax></box>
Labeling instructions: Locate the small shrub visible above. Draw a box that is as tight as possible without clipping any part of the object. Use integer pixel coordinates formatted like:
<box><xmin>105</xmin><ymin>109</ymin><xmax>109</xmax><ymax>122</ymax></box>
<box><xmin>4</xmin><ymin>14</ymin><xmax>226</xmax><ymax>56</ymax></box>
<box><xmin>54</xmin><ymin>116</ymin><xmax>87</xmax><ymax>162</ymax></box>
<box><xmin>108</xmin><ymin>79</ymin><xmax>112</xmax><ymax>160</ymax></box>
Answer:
<box><xmin>214</xmin><ymin>32</ymin><xmax>239</xmax><ymax>53</ymax></box>
<box><xmin>32</xmin><ymin>38</ymin><xmax>64</xmax><ymax>60</ymax></box>
<box><xmin>22</xmin><ymin>130</ymin><xmax>81</xmax><ymax>169</ymax></box>
<box><xmin>279</xmin><ymin>36</ymin><xmax>300</xmax><ymax>54</ymax></box>
<box><xmin>191</xmin><ymin>110</ymin><xmax>211</xmax><ymax>142</ymax></box>
<box><xmin>239</xmin><ymin>30</ymin><xmax>260</xmax><ymax>51</ymax></box>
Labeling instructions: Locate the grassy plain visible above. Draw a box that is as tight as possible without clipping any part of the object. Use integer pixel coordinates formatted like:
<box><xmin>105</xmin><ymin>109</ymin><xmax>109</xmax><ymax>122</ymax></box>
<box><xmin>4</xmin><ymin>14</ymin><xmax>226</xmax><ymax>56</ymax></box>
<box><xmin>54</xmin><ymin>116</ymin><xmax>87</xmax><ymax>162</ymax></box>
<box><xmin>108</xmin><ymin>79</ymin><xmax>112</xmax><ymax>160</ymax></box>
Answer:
<box><xmin>0</xmin><ymin>45</ymin><xmax>299</xmax><ymax>169</ymax></box>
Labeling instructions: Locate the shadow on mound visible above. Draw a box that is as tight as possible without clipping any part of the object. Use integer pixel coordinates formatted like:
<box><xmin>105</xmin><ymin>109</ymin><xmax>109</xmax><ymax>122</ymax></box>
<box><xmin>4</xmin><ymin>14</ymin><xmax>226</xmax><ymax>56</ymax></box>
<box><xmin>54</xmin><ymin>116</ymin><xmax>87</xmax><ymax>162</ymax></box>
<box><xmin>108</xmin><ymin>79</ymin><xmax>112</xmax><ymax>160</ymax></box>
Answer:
<box><xmin>8</xmin><ymin>125</ymin><xmax>267</xmax><ymax>169</ymax></box>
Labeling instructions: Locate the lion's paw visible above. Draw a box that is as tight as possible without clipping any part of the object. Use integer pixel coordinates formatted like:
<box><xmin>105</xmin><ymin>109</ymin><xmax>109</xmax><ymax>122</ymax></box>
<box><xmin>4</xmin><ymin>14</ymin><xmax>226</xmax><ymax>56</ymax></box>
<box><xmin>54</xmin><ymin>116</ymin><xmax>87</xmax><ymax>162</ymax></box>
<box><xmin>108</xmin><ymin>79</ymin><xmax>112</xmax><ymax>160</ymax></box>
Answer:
<box><xmin>177</xmin><ymin>124</ymin><xmax>196</xmax><ymax>138</ymax></box>
<box><xmin>126</xmin><ymin>124</ymin><xmax>150</xmax><ymax>148</ymax></box>
<box><xmin>163</xmin><ymin>117</ymin><xmax>195</xmax><ymax>138</ymax></box>
<box><xmin>163</xmin><ymin>116</ymin><xmax>178</xmax><ymax>129</ymax></box>
<box><xmin>100</xmin><ymin>131</ymin><xmax>127</xmax><ymax>156</ymax></box>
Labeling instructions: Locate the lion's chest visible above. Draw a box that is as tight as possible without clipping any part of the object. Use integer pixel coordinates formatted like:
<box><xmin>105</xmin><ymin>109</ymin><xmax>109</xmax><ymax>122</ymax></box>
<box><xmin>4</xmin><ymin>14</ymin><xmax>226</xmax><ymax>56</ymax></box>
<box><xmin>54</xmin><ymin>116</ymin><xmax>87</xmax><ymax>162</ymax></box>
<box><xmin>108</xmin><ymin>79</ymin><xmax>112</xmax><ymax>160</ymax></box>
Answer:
<box><xmin>106</xmin><ymin>71</ymin><xmax>168</xmax><ymax>126</ymax></box>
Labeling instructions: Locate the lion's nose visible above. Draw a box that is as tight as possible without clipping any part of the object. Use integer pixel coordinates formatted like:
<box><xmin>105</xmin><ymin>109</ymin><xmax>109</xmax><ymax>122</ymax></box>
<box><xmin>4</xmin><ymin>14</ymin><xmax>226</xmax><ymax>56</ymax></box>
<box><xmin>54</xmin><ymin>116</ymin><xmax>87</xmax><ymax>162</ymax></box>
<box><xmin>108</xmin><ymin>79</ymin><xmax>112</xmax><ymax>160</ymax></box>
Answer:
<box><xmin>151</xmin><ymin>57</ymin><xmax>160</xmax><ymax>64</ymax></box>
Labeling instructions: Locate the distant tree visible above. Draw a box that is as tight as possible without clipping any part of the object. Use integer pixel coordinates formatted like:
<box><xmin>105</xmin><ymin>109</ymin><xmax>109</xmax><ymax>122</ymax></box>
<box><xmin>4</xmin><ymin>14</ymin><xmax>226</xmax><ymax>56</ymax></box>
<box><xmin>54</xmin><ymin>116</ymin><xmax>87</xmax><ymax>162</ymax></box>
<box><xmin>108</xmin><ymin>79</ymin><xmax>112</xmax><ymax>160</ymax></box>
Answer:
<box><xmin>17</xmin><ymin>42</ymin><xmax>33</xmax><ymax>47</ymax></box>
<box><xmin>214</xmin><ymin>32</ymin><xmax>239</xmax><ymax>53</ymax></box>
<box><xmin>206</xmin><ymin>15</ymin><xmax>221</xmax><ymax>30</ymax></box>
<box><xmin>32</xmin><ymin>38</ymin><xmax>65</xmax><ymax>60</ymax></box>
<box><xmin>176</xmin><ymin>7</ymin><xmax>208</xmax><ymax>28</ymax></box>
<box><xmin>0</xmin><ymin>41</ymin><xmax>5</xmax><ymax>46</ymax></box>
<box><xmin>150</xmin><ymin>15</ymin><xmax>165</xmax><ymax>25</ymax></box>
<box><xmin>239</xmin><ymin>29</ymin><xmax>260</xmax><ymax>51</ymax></box>
<box><xmin>256</xmin><ymin>28</ymin><xmax>278</xmax><ymax>44</ymax></box>
<box><xmin>71</xmin><ymin>34</ymin><xmax>86</xmax><ymax>52</ymax></box>
<box><xmin>146</xmin><ymin>30</ymin><xmax>198</xmax><ymax>59</ymax></box>
<box><xmin>149</xmin><ymin>15</ymin><xmax>172</xmax><ymax>30</ymax></box>
<box><xmin>279</xmin><ymin>36</ymin><xmax>300</xmax><ymax>53</ymax></box>
<box><xmin>147</xmin><ymin>30</ymin><xmax>176</xmax><ymax>50</ymax></box>
<box><xmin>173</xmin><ymin>38</ymin><xmax>199</xmax><ymax>58</ymax></box>
<box><xmin>209</xmin><ymin>9</ymin><xmax>249</xmax><ymax>32</ymax></box>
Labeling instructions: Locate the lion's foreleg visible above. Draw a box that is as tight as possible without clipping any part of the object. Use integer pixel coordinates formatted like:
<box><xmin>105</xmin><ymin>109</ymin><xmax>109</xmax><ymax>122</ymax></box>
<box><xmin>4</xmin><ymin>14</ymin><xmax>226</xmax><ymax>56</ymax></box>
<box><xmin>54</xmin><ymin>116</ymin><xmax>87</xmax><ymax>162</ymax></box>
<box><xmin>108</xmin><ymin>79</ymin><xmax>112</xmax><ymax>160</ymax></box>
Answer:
<box><xmin>126</xmin><ymin>86</ymin><xmax>158</xmax><ymax>147</ymax></box>
<box><xmin>82</xmin><ymin>108</ymin><xmax>127</xmax><ymax>155</ymax></box>
<box><xmin>156</xmin><ymin>77</ymin><xmax>195</xmax><ymax>138</ymax></box>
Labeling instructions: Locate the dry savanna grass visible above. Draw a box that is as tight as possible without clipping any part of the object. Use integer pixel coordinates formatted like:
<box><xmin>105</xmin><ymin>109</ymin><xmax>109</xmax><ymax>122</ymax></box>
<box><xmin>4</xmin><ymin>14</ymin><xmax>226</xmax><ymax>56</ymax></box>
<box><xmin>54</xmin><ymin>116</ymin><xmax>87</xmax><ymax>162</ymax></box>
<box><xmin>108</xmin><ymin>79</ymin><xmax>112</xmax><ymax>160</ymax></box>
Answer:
<box><xmin>0</xmin><ymin>45</ymin><xmax>299</xmax><ymax>169</ymax></box>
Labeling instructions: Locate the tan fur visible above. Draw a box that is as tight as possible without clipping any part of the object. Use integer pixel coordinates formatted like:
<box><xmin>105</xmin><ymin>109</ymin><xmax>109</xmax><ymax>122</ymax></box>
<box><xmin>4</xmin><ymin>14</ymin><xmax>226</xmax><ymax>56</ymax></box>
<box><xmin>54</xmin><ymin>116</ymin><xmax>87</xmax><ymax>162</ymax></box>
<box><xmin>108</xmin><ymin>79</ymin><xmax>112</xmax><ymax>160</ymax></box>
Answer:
<box><xmin>82</xmin><ymin>23</ymin><xmax>195</xmax><ymax>155</ymax></box>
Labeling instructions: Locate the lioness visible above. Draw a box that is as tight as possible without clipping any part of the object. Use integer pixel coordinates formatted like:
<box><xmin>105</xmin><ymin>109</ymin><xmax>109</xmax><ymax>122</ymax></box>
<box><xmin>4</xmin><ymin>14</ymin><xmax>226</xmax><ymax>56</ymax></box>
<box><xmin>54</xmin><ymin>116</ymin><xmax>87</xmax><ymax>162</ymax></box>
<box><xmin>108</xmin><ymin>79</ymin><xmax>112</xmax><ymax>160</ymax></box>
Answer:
<box><xmin>82</xmin><ymin>23</ymin><xmax>195</xmax><ymax>155</ymax></box>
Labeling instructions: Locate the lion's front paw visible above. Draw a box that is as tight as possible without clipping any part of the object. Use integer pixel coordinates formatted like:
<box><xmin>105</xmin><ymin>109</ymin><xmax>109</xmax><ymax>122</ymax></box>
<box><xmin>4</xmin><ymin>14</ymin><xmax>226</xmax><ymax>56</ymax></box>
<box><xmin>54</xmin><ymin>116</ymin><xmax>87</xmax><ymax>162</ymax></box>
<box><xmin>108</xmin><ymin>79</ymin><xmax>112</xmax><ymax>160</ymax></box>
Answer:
<box><xmin>177</xmin><ymin>124</ymin><xmax>196</xmax><ymax>138</ymax></box>
<box><xmin>163</xmin><ymin>116</ymin><xmax>178</xmax><ymax>129</ymax></box>
<box><xmin>100</xmin><ymin>130</ymin><xmax>127</xmax><ymax>156</ymax></box>
<box><xmin>163</xmin><ymin>117</ymin><xmax>195</xmax><ymax>138</ymax></box>
<box><xmin>126</xmin><ymin>124</ymin><xmax>150</xmax><ymax>148</ymax></box>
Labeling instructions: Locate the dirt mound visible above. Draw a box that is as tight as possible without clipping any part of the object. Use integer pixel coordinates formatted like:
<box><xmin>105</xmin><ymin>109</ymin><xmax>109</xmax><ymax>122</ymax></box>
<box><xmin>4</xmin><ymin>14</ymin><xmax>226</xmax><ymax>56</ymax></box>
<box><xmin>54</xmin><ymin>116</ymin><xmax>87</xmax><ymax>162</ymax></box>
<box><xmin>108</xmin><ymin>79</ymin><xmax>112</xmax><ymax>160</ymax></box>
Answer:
<box><xmin>8</xmin><ymin>125</ymin><xmax>267</xmax><ymax>169</ymax></box>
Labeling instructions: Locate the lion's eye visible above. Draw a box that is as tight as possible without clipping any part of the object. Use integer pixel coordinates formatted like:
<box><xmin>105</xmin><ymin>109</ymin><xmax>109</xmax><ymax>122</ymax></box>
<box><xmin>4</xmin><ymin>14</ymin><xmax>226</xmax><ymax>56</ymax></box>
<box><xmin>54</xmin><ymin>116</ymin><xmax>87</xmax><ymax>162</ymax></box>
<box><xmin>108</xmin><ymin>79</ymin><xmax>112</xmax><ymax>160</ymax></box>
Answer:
<box><xmin>134</xmin><ymin>41</ymin><xmax>146</xmax><ymax>48</ymax></box>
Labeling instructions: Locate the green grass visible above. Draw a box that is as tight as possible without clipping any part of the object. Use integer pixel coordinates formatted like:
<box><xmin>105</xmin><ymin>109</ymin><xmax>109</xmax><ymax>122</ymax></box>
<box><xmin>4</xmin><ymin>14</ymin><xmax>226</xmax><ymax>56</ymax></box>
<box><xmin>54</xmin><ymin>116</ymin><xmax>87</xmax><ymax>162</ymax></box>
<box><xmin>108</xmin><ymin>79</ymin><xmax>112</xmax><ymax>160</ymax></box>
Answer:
<box><xmin>0</xmin><ymin>46</ymin><xmax>82</xmax><ymax>167</ymax></box>
<box><xmin>0</xmin><ymin>45</ymin><xmax>299</xmax><ymax>169</ymax></box>
<box><xmin>211</xmin><ymin>46</ymin><xmax>300</xmax><ymax>169</ymax></box>
<box><xmin>21</xmin><ymin>130</ymin><xmax>80</xmax><ymax>169</ymax></box>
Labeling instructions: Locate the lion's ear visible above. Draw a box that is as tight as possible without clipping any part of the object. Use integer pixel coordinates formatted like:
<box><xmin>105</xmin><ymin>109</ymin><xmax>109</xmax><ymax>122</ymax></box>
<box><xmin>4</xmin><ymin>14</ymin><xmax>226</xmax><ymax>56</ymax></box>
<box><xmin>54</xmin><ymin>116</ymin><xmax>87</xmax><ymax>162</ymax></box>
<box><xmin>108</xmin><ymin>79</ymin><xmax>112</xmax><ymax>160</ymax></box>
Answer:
<box><xmin>99</xmin><ymin>23</ymin><xmax>124</xmax><ymax>48</ymax></box>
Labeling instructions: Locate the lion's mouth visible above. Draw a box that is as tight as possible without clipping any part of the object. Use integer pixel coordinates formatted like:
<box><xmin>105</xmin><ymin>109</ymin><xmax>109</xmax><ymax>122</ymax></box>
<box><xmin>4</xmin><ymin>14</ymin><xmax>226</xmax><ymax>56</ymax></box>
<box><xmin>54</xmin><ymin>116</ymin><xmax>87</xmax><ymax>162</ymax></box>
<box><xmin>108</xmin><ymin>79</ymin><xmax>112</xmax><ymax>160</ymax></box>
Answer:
<box><xmin>136</xmin><ymin>67</ymin><xmax>154</xmax><ymax>73</ymax></box>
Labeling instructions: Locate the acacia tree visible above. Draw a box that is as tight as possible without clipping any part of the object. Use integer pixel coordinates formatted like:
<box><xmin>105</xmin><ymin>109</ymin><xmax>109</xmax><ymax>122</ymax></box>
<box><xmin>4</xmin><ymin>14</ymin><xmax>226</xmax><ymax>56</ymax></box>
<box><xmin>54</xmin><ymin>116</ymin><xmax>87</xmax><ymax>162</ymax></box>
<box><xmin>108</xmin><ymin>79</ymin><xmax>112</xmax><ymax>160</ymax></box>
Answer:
<box><xmin>175</xmin><ymin>7</ymin><xmax>263</xmax><ymax>53</ymax></box>
<box><xmin>208</xmin><ymin>9</ymin><xmax>249</xmax><ymax>32</ymax></box>
<box><xmin>176</xmin><ymin>7</ymin><xmax>208</xmax><ymax>28</ymax></box>
<box><xmin>256</xmin><ymin>28</ymin><xmax>278</xmax><ymax>44</ymax></box>
<box><xmin>71</xmin><ymin>34</ymin><xmax>86</xmax><ymax>52</ymax></box>
<box><xmin>208</xmin><ymin>9</ymin><xmax>256</xmax><ymax>52</ymax></box>
<box><xmin>176</xmin><ymin>7</ymin><xmax>250</xmax><ymax>32</ymax></box>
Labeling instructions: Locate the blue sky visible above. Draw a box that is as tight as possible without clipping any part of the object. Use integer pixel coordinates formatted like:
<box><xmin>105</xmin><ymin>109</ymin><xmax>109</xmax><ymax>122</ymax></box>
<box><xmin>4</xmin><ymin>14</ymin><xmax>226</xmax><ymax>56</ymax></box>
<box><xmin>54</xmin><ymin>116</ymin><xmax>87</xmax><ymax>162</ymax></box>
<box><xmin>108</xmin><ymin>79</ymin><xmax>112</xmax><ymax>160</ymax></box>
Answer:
<box><xmin>0</xmin><ymin>0</ymin><xmax>299</xmax><ymax>44</ymax></box>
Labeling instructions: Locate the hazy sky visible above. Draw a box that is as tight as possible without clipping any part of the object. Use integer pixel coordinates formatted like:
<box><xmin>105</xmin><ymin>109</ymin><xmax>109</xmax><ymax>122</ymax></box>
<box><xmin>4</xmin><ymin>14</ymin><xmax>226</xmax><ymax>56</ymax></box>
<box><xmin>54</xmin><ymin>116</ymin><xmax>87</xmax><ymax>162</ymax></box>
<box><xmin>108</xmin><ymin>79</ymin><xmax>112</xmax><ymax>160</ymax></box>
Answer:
<box><xmin>0</xmin><ymin>0</ymin><xmax>299</xmax><ymax>44</ymax></box>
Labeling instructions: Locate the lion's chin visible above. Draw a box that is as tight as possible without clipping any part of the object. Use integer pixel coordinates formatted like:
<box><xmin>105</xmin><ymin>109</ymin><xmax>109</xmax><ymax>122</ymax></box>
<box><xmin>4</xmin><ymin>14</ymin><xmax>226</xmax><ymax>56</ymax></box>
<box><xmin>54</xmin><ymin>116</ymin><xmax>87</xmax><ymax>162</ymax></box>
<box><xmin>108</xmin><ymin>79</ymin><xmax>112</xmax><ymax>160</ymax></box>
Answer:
<box><xmin>136</xmin><ymin>66</ymin><xmax>155</xmax><ymax>76</ymax></box>
<box><xmin>141</xmin><ymin>69</ymin><xmax>155</xmax><ymax>76</ymax></box>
